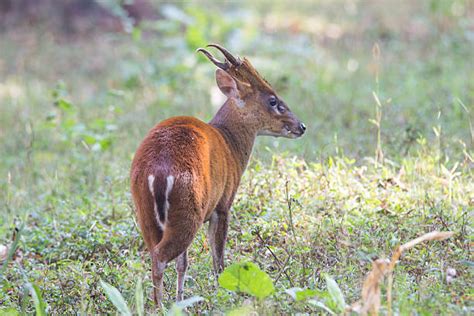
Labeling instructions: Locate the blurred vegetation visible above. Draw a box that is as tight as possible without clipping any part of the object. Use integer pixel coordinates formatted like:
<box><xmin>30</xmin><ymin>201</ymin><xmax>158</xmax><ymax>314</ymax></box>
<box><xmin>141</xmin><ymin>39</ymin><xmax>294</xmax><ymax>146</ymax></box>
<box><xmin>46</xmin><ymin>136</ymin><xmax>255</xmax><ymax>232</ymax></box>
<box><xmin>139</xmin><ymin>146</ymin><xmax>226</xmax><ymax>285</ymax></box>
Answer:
<box><xmin>0</xmin><ymin>0</ymin><xmax>472</xmax><ymax>314</ymax></box>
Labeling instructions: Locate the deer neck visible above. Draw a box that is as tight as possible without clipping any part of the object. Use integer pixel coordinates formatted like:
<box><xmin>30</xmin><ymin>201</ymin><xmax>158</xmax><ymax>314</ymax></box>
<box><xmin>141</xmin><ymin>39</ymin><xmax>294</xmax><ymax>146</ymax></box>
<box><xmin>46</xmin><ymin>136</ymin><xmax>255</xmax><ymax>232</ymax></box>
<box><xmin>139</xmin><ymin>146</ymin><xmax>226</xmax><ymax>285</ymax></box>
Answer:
<box><xmin>210</xmin><ymin>99</ymin><xmax>257</xmax><ymax>174</ymax></box>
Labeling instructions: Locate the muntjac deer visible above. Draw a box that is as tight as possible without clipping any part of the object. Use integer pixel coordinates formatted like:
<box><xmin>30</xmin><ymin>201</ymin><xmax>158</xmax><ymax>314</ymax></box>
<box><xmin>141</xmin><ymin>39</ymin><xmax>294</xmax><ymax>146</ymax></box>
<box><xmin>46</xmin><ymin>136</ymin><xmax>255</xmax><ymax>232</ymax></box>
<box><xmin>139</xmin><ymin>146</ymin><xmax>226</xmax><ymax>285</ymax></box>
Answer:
<box><xmin>130</xmin><ymin>44</ymin><xmax>306</xmax><ymax>306</ymax></box>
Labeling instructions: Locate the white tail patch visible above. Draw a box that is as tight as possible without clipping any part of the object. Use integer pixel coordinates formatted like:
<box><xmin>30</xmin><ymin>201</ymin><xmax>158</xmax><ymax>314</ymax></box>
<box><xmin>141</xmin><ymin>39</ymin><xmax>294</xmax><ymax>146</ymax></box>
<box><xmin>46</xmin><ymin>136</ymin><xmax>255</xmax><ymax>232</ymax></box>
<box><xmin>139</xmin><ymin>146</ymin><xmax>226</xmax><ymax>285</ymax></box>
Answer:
<box><xmin>147</xmin><ymin>175</ymin><xmax>155</xmax><ymax>194</ymax></box>
<box><xmin>147</xmin><ymin>174</ymin><xmax>174</xmax><ymax>230</ymax></box>
<box><xmin>148</xmin><ymin>174</ymin><xmax>165</xmax><ymax>230</ymax></box>
<box><xmin>164</xmin><ymin>175</ymin><xmax>175</xmax><ymax>223</ymax></box>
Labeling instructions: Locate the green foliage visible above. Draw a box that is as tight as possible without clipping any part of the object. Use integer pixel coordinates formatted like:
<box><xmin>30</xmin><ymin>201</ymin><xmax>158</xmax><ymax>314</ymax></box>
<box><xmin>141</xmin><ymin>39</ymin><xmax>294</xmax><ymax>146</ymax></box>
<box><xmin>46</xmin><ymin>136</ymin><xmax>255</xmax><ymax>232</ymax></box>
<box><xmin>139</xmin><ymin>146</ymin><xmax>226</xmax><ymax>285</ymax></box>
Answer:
<box><xmin>167</xmin><ymin>296</ymin><xmax>204</xmax><ymax>316</ymax></box>
<box><xmin>47</xmin><ymin>84</ymin><xmax>117</xmax><ymax>153</ymax></box>
<box><xmin>0</xmin><ymin>308</ymin><xmax>20</xmax><ymax>316</ymax></box>
<box><xmin>285</xmin><ymin>276</ymin><xmax>348</xmax><ymax>315</ymax></box>
<box><xmin>161</xmin><ymin>4</ymin><xmax>239</xmax><ymax>50</ymax></box>
<box><xmin>307</xmin><ymin>299</ymin><xmax>336</xmax><ymax>315</ymax></box>
<box><xmin>100</xmin><ymin>280</ymin><xmax>132</xmax><ymax>316</ymax></box>
<box><xmin>219</xmin><ymin>262</ymin><xmax>275</xmax><ymax>299</ymax></box>
<box><xmin>324</xmin><ymin>275</ymin><xmax>347</xmax><ymax>313</ymax></box>
<box><xmin>225</xmin><ymin>305</ymin><xmax>255</xmax><ymax>316</ymax></box>
<box><xmin>285</xmin><ymin>287</ymin><xmax>321</xmax><ymax>301</ymax></box>
<box><xmin>28</xmin><ymin>284</ymin><xmax>47</xmax><ymax>316</ymax></box>
<box><xmin>135</xmin><ymin>278</ymin><xmax>144</xmax><ymax>316</ymax></box>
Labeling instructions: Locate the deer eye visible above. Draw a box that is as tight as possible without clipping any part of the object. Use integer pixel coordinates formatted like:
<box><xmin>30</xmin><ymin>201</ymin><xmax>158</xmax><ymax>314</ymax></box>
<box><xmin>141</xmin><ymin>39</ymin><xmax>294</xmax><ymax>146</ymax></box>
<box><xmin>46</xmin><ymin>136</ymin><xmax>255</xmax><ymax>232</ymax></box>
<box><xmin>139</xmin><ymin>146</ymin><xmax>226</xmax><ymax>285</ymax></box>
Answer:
<box><xmin>269</xmin><ymin>96</ymin><xmax>278</xmax><ymax>107</ymax></box>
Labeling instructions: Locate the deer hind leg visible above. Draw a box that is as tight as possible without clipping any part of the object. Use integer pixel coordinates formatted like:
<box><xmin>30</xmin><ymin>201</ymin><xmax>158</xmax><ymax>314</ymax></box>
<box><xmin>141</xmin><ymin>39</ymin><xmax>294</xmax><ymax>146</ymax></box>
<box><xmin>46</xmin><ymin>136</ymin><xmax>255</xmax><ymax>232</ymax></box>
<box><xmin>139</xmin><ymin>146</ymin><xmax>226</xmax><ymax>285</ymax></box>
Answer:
<box><xmin>151</xmin><ymin>213</ymin><xmax>200</xmax><ymax>307</ymax></box>
<box><xmin>151</xmin><ymin>250</ymin><xmax>167</xmax><ymax>307</ymax></box>
<box><xmin>208</xmin><ymin>210</ymin><xmax>229</xmax><ymax>275</ymax></box>
<box><xmin>175</xmin><ymin>250</ymin><xmax>188</xmax><ymax>301</ymax></box>
<box><xmin>136</xmin><ymin>201</ymin><xmax>164</xmax><ymax>305</ymax></box>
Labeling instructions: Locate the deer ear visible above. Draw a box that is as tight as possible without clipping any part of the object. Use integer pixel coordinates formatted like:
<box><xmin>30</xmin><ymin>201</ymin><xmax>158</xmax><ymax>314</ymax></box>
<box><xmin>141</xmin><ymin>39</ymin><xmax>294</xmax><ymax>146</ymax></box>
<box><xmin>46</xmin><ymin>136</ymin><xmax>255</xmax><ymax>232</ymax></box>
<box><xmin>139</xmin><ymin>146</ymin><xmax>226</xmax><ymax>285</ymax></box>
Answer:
<box><xmin>215</xmin><ymin>69</ymin><xmax>239</xmax><ymax>98</ymax></box>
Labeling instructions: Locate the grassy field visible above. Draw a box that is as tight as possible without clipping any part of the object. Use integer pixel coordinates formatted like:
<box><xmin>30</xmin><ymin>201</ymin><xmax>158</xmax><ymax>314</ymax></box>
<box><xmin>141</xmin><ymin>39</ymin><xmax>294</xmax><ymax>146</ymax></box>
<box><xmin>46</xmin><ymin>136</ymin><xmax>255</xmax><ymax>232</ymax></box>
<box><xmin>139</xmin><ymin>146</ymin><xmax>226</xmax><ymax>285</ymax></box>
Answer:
<box><xmin>0</xmin><ymin>0</ymin><xmax>473</xmax><ymax>314</ymax></box>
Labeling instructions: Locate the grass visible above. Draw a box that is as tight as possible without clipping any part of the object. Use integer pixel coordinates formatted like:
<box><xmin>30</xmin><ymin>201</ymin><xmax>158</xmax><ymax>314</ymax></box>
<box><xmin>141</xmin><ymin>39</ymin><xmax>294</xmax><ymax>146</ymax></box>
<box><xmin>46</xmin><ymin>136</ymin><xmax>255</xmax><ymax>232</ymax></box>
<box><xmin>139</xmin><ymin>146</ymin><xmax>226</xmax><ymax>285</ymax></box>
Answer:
<box><xmin>0</xmin><ymin>0</ymin><xmax>473</xmax><ymax>314</ymax></box>
<box><xmin>1</xmin><ymin>155</ymin><xmax>472</xmax><ymax>314</ymax></box>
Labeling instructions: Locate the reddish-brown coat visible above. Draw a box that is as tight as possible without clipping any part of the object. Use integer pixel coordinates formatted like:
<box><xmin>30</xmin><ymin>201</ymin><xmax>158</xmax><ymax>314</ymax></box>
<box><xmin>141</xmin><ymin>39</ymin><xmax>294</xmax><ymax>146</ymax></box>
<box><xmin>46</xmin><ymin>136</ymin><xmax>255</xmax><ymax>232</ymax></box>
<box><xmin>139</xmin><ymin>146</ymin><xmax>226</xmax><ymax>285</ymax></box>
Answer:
<box><xmin>130</xmin><ymin>114</ymin><xmax>244</xmax><ymax>253</ymax></box>
<box><xmin>130</xmin><ymin>45</ymin><xmax>305</xmax><ymax>306</ymax></box>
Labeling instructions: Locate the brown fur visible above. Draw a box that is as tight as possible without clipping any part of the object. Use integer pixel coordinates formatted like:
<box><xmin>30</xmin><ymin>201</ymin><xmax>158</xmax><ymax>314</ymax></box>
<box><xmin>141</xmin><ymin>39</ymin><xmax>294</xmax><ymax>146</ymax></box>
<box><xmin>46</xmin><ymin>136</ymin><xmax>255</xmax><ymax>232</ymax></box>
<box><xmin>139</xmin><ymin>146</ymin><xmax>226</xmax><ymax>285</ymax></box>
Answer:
<box><xmin>130</xmin><ymin>46</ymin><xmax>305</xmax><ymax>307</ymax></box>
<box><xmin>131</xmin><ymin>115</ymin><xmax>244</xmax><ymax>252</ymax></box>
<box><xmin>226</xmin><ymin>57</ymin><xmax>274</xmax><ymax>91</ymax></box>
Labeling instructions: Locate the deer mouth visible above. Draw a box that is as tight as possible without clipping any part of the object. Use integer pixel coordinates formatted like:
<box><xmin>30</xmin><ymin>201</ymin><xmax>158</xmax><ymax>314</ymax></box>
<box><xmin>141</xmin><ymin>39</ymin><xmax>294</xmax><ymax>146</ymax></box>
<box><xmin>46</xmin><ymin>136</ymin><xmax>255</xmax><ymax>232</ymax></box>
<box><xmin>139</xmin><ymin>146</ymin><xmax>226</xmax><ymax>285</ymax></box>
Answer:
<box><xmin>283</xmin><ymin>125</ymin><xmax>304</xmax><ymax>139</ymax></box>
<box><xmin>258</xmin><ymin>125</ymin><xmax>304</xmax><ymax>138</ymax></box>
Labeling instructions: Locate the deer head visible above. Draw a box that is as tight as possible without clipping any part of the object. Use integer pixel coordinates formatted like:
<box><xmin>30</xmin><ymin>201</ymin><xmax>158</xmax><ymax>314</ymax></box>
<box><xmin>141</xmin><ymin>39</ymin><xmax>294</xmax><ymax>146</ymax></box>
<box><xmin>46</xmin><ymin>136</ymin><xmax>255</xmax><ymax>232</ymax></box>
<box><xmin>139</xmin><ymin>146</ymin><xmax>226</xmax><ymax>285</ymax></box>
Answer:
<box><xmin>197</xmin><ymin>44</ymin><xmax>306</xmax><ymax>138</ymax></box>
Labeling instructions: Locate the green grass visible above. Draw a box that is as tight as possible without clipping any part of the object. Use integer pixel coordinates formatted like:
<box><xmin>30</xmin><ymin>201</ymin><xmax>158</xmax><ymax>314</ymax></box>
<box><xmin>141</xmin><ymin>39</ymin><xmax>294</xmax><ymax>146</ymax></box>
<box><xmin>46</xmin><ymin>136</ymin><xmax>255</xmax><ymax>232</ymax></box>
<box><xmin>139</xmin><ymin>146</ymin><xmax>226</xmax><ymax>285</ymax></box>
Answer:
<box><xmin>1</xmin><ymin>154</ymin><xmax>472</xmax><ymax>314</ymax></box>
<box><xmin>0</xmin><ymin>1</ymin><xmax>473</xmax><ymax>314</ymax></box>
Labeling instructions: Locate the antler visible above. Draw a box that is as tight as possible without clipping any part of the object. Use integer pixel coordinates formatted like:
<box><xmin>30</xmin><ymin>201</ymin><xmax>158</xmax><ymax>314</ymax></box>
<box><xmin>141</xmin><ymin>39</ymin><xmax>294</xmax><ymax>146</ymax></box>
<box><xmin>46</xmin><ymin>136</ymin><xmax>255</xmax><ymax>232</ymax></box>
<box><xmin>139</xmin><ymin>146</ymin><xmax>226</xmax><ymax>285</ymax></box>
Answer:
<box><xmin>196</xmin><ymin>43</ymin><xmax>243</xmax><ymax>70</ymax></box>
<box><xmin>206</xmin><ymin>43</ymin><xmax>242</xmax><ymax>66</ymax></box>
<box><xmin>197</xmin><ymin>43</ymin><xmax>272</xmax><ymax>91</ymax></box>
<box><xmin>196</xmin><ymin>47</ymin><xmax>230</xmax><ymax>70</ymax></box>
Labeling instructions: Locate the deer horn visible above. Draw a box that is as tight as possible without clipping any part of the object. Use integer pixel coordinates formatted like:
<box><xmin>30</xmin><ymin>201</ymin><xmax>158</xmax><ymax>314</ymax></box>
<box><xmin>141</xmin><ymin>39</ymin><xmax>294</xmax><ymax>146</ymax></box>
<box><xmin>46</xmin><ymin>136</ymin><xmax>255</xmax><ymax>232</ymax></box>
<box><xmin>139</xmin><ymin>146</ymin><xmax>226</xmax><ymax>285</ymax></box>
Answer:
<box><xmin>207</xmin><ymin>44</ymin><xmax>242</xmax><ymax>66</ymax></box>
<box><xmin>196</xmin><ymin>48</ymin><xmax>230</xmax><ymax>70</ymax></box>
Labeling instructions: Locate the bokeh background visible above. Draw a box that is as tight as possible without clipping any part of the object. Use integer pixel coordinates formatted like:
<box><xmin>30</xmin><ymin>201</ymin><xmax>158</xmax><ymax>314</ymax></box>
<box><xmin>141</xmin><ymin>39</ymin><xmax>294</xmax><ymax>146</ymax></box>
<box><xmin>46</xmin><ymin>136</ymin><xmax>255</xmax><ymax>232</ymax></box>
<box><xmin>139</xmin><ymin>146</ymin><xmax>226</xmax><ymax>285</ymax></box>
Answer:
<box><xmin>1</xmin><ymin>0</ymin><xmax>472</xmax><ymax>165</ymax></box>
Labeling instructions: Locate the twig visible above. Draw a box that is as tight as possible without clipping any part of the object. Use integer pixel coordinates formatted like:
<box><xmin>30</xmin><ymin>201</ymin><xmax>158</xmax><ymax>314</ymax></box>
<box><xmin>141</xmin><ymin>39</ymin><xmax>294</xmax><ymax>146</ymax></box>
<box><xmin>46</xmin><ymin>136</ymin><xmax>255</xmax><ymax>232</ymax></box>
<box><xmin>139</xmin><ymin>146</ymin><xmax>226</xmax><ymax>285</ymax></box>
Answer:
<box><xmin>254</xmin><ymin>230</ymin><xmax>294</xmax><ymax>287</ymax></box>
<box><xmin>274</xmin><ymin>256</ymin><xmax>292</xmax><ymax>284</ymax></box>
<box><xmin>285</xmin><ymin>180</ymin><xmax>297</xmax><ymax>241</ymax></box>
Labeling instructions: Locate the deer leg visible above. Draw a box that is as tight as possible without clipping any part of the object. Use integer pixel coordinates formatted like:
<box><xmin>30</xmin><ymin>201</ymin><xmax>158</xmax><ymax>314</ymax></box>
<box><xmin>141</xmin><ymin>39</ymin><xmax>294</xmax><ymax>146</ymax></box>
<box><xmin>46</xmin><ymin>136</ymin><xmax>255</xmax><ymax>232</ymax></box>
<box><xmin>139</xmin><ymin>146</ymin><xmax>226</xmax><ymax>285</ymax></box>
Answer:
<box><xmin>151</xmin><ymin>249</ymin><xmax>167</xmax><ymax>307</ymax></box>
<box><xmin>175</xmin><ymin>250</ymin><xmax>188</xmax><ymax>301</ymax></box>
<box><xmin>208</xmin><ymin>210</ymin><xmax>229</xmax><ymax>275</ymax></box>
<box><xmin>152</xmin><ymin>214</ymin><xmax>200</xmax><ymax>307</ymax></box>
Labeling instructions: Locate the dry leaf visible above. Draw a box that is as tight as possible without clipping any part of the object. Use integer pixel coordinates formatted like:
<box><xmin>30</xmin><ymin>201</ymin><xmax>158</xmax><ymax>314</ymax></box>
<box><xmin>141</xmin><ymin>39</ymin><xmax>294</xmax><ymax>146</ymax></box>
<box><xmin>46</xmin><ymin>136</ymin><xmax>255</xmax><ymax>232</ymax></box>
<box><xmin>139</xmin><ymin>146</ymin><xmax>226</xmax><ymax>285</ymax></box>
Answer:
<box><xmin>360</xmin><ymin>258</ymin><xmax>390</xmax><ymax>315</ymax></box>
<box><xmin>387</xmin><ymin>231</ymin><xmax>454</xmax><ymax>316</ymax></box>
<box><xmin>348</xmin><ymin>258</ymin><xmax>390</xmax><ymax>315</ymax></box>
<box><xmin>398</xmin><ymin>231</ymin><xmax>453</xmax><ymax>254</ymax></box>
<box><xmin>349</xmin><ymin>231</ymin><xmax>454</xmax><ymax>316</ymax></box>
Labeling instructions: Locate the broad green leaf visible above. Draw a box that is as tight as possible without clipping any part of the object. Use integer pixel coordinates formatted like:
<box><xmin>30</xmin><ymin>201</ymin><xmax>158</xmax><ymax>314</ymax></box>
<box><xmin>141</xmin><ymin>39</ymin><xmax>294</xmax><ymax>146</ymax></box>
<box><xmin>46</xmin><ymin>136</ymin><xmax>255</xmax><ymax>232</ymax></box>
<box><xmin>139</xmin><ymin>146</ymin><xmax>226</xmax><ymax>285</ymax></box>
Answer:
<box><xmin>284</xmin><ymin>287</ymin><xmax>303</xmax><ymax>300</ymax></box>
<box><xmin>29</xmin><ymin>284</ymin><xmax>47</xmax><ymax>316</ymax></box>
<box><xmin>167</xmin><ymin>296</ymin><xmax>204</xmax><ymax>316</ymax></box>
<box><xmin>296</xmin><ymin>289</ymin><xmax>322</xmax><ymax>301</ymax></box>
<box><xmin>324</xmin><ymin>275</ymin><xmax>346</xmax><ymax>312</ymax></box>
<box><xmin>100</xmin><ymin>280</ymin><xmax>132</xmax><ymax>316</ymax></box>
<box><xmin>175</xmin><ymin>296</ymin><xmax>204</xmax><ymax>309</ymax></box>
<box><xmin>286</xmin><ymin>287</ymin><xmax>324</xmax><ymax>301</ymax></box>
<box><xmin>218</xmin><ymin>262</ymin><xmax>274</xmax><ymax>299</ymax></box>
<box><xmin>135</xmin><ymin>278</ymin><xmax>144</xmax><ymax>316</ymax></box>
<box><xmin>308</xmin><ymin>299</ymin><xmax>336</xmax><ymax>315</ymax></box>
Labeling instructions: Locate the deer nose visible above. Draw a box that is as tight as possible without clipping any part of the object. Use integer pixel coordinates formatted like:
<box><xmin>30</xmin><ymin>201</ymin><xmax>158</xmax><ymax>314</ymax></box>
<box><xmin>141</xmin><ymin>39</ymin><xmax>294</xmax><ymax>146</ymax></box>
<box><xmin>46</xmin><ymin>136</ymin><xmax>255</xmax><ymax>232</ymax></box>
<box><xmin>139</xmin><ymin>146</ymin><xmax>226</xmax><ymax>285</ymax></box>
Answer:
<box><xmin>299</xmin><ymin>122</ymin><xmax>306</xmax><ymax>133</ymax></box>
